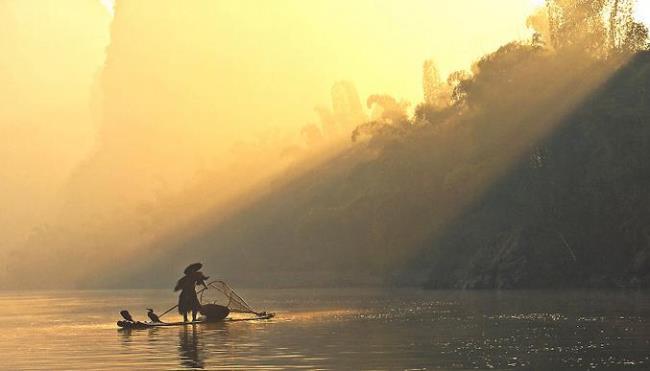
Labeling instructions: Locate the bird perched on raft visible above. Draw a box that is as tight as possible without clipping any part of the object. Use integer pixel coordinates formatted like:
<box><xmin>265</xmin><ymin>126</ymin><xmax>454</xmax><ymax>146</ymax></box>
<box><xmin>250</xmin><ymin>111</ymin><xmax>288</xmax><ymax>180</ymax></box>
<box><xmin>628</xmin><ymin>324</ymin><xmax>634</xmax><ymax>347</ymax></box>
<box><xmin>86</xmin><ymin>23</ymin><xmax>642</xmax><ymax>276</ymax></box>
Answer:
<box><xmin>120</xmin><ymin>310</ymin><xmax>134</xmax><ymax>322</ymax></box>
<box><xmin>147</xmin><ymin>308</ymin><xmax>162</xmax><ymax>323</ymax></box>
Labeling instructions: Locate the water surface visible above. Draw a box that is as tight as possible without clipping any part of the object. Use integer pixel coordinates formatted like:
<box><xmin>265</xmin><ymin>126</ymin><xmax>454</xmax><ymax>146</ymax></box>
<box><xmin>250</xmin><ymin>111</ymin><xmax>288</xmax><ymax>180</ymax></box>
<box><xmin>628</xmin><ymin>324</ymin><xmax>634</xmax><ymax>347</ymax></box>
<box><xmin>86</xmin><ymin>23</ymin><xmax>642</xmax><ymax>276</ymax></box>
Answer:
<box><xmin>0</xmin><ymin>289</ymin><xmax>648</xmax><ymax>370</ymax></box>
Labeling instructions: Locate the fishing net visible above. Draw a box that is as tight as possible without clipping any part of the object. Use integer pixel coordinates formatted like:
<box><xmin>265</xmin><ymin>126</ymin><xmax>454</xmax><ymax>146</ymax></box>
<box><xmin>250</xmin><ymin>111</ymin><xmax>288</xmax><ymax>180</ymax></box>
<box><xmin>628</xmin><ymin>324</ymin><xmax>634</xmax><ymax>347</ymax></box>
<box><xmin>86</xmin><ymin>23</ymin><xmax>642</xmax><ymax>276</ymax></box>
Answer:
<box><xmin>199</xmin><ymin>280</ymin><xmax>259</xmax><ymax>314</ymax></box>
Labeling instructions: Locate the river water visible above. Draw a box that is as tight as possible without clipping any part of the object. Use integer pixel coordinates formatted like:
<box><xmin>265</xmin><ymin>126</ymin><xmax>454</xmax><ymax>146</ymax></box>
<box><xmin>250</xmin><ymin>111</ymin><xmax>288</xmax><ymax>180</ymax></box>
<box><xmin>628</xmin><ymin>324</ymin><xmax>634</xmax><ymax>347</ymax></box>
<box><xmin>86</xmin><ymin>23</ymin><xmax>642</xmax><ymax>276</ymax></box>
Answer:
<box><xmin>0</xmin><ymin>288</ymin><xmax>648</xmax><ymax>370</ymax></box>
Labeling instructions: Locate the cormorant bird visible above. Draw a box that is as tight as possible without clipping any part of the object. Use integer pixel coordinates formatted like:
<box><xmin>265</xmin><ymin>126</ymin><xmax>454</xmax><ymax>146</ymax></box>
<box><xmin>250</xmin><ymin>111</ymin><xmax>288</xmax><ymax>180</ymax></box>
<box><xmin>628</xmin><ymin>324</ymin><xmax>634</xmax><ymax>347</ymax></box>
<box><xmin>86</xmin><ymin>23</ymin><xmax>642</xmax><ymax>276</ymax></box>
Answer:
<box><xmin>120</xmin><ymin>310</ymin><xmax>134</xmax><ymax>322</ymax></box>
<box><xmin>147</xmin><ymin>308</ymin><xmax>162</xmax><ymax>323</ymax></box>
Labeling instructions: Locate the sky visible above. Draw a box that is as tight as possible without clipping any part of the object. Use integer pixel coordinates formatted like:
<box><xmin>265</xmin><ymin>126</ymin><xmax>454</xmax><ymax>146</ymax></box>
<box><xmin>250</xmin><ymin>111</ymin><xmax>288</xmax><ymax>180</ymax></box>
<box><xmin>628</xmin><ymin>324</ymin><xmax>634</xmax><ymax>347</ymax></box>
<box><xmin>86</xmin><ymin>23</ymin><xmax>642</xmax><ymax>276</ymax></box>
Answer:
<box><xmin>100</xmin><ymin>0</ymin><xmax>541</xmax><ymax>122</ymax></box>
<box><xmin>637</xmin><ymin>0</ymin><xmax>650</xmax><ymax>25</ymax></box>
<box><xmin>63</xmin><ymin>0</ymin><xmax>547</xmax><ymax>230</ymax></box>
<box><xmin>0</xmin><ymin>0</ymin><xmax>111</xmax><ymax>251</ymax></box>
<box><xmin>0</xmin><ymin>0</ymin><xmax>540</xmax><ymax>241</ymax></box>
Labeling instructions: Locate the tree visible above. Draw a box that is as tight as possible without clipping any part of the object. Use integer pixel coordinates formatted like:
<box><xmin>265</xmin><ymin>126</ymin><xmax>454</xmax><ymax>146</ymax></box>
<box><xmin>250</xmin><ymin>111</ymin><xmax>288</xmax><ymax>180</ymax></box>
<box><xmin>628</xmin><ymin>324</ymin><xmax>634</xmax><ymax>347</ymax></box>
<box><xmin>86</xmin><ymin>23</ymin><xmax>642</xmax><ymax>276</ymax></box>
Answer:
<box><xmin>331</xmin><ymin>81</ymin><xmax>366</xmax><ymax>129</ymax></box>
<box><xmin>546</xmin><ymin>0</ymin><xmax>610</xmax><ymax>55</ymax></box>
<box><xmin>546</xmin><ymin>0</ymin><xmax>648</xmax><ymax>55</ymax></box>
<box><xmin>621</xmin><ymin>21</ymin><xmax>649</xmax><ymax>51</ymax></box>
<box><xmin>422</xmin><ymin>59</ymin><xmax>449</xmax><ymax>107</ymax></box>
<box><xmin>366</xmin><ymin>95</ymin><xmax>410</xmax><ymax>124</ymax></box>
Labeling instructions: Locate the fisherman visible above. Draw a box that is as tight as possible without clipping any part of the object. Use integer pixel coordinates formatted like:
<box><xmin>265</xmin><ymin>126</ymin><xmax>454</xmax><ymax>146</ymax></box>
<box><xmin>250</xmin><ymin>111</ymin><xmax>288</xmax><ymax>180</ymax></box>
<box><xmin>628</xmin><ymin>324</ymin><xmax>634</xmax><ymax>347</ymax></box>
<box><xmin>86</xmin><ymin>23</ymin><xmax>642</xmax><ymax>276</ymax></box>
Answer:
<box><xmin>174</xmin><ymin>263</ymin><xmax>209</xmax><ymax>322</ymax></box>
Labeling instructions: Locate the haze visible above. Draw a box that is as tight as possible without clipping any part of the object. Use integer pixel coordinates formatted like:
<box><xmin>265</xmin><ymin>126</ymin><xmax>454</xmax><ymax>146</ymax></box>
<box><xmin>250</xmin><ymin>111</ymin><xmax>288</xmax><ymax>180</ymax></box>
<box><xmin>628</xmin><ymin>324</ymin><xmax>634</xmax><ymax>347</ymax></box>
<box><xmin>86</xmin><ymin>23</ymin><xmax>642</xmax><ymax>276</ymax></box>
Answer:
<box><xmin>1</xmin><ymin>0</ymin><xmax>648</xmax><ymax>287</ymax></box>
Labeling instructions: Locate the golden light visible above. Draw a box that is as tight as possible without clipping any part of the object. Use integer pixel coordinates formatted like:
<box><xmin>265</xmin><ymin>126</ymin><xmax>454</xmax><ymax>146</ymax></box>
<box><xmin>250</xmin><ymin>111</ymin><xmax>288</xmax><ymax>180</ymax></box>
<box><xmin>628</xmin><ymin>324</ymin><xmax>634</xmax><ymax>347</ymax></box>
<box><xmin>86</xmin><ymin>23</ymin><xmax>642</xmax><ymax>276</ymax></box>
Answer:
<box><xmin>1</xmin><ymin>0</ymin><xmax>634</xmax><ymax>288</ymax></box>
<box><xmin>99</xmin><ymin>0</ymin><xmax>114</xmax><ymax>16</ymax></box>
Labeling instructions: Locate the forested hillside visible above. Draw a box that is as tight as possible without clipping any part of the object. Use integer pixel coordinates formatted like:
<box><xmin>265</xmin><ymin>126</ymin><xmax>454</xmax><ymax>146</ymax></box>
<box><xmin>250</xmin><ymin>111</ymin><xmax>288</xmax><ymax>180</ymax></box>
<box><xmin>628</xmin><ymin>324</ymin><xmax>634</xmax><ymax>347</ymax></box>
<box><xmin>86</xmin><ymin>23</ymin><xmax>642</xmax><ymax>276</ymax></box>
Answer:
<box><xmin>123</xmin><ymin>0</ymin><xmax>650</xmax><ymax>289</ymax></box>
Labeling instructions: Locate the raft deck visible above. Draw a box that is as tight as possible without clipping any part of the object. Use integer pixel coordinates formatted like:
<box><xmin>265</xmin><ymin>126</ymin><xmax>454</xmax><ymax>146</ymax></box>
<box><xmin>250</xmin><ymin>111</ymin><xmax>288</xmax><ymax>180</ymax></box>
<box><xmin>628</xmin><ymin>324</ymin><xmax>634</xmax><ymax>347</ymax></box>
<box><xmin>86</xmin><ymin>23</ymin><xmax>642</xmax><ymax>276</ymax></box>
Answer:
<box><xmin>117</xmin><ymin>313</ymin><xmax>274</xmax><ymax>329</ymax></box>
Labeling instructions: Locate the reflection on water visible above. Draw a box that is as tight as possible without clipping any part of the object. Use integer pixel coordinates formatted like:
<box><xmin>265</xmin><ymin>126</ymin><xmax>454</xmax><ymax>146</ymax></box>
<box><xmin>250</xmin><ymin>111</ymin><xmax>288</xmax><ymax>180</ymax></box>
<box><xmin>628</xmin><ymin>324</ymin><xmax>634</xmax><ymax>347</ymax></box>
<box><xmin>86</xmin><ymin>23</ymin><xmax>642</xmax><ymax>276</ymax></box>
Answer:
<box><xmin>178</xmin><ymin>326</ymin><xmax>204</xmax><ymax>369</ymax></box>
<box><xmin>0</xmin><ymin>289</ymin><xmax>649</xmax><ymax>369</ymax></box>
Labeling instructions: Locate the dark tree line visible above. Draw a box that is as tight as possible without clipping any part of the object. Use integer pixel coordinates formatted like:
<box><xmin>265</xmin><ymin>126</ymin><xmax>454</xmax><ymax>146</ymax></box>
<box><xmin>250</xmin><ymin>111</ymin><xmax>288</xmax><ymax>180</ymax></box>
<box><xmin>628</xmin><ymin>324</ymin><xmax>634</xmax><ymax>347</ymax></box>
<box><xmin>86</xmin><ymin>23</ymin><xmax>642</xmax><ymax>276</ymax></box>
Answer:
<box><xmin>342</xmin><ymin>0</ymin><xmax>650</xmax><ymax>288</ymax></box>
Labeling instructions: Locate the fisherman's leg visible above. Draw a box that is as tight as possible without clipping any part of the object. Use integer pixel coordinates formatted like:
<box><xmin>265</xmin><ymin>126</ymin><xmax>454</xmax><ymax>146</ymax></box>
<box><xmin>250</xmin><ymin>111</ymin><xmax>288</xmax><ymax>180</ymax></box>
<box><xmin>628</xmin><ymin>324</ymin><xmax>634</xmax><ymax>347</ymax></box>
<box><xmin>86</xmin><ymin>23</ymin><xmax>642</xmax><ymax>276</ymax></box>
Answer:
<box><xmin>191</xmin><ymin>309</ymin><xmax>198</xmax><ymax>321</ymax></box>
<box><xmin>183</xmin><ymin>312</ymin><xmax>188</xmax><ymax>322</ymax></box>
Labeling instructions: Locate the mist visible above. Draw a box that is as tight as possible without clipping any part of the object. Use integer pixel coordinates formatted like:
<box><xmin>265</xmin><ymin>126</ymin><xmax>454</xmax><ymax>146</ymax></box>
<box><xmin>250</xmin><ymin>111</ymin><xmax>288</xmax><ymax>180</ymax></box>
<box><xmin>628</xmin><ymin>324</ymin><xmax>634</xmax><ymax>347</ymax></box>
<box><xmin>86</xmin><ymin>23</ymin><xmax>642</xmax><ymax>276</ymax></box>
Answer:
<box><xmin>0</xmin><ymin>0</ymin><xmax>111</xmax><ymax>276</ymax></box>
<box><xmin>105</xmin><ymin>0</ymin><xmax>650</xmax><ymax>289</ymax></box>
<box><xmin>4</xmin><ymin>0</ymin><xmax>646</xmax><ymax>289</ymax></box>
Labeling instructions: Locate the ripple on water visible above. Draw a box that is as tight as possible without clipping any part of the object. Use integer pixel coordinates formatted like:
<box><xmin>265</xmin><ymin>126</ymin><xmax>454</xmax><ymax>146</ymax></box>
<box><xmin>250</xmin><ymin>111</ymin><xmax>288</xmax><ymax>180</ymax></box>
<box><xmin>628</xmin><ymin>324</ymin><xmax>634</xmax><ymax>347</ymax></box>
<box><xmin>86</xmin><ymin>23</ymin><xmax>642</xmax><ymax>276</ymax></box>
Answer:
<box><xmin>0</xmin><ymin>289</ymin><xmax>649</xmax><ymax>369</ymax></box>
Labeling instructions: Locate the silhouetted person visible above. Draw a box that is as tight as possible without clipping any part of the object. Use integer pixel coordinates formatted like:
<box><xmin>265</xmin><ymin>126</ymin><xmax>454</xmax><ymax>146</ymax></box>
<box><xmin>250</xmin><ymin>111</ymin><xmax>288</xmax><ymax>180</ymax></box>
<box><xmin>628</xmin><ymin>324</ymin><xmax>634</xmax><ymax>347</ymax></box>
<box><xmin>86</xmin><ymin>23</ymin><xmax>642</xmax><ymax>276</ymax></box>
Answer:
<box><xmin>120</xmin><ymin>310</ymin><xmax>134</xmax><ymax>322</ymax></box>
<box><xmin>174</xmin><ymin>263</ymin><xmax>209</xmax><ymax>322</ymax></box>
<box><xmin>147</xmin><ymin>308</ymin><xmax>162</xmax><ymax>323</ymax></box>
